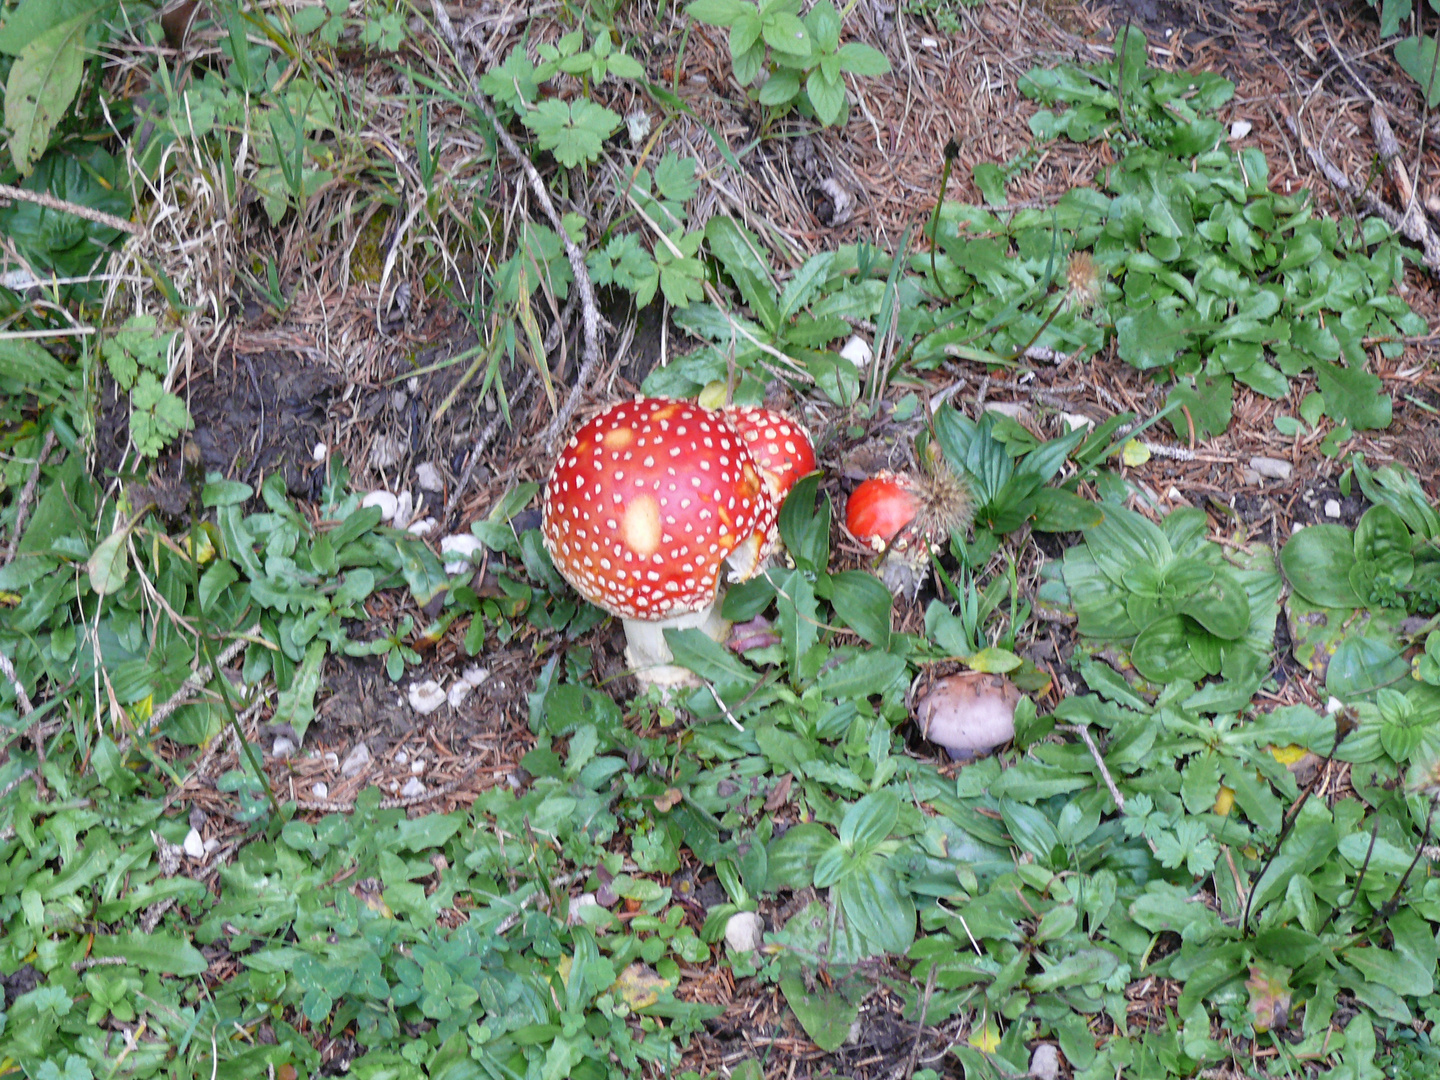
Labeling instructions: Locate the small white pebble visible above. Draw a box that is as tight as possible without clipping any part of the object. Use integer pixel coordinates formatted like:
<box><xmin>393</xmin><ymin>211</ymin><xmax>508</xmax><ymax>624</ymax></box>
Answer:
<box><xmin>408</xmin><ymin>517</ymin><xmax>436</xmax><ymax>536</ymax></box>
<box><xmin>393</xmin><ymin>490</ymin><xmax>414</xmax><ymax>529</ymax></box>
<box><xmin>312</xmin><ymin>782</ymin><xmax>329</xmax><ymax>799</ymax></box>
<box><xmin>271</xmin><ymin>735</ymin><xmax>296</xmax><ymax>758</ymax></box>
<box><xmin>411</xmin><ymin>759</ymin><xmax>425</xmax><ymax>776</ymax></box>
<box><xmin>389</xmin><ymin>780</ymin><xmax>399</xmax><ymax>792</ymax></box>
<box><xmin>839</xmin><ymin>335</ymin><xmax>872</xmax><ymax>369</ymax></box>
<box><xmin>312</xmin><ymin>442</ymin><xmax>328</xmax><ymax>463</ymax></box>
<box><xmin>400</xmin><ymin>777</ymin><xmax>426</xmax><ymax>798</ymax></box>
<box><xmin>203</xmin><ymin>838</ymin><xmax>219</xmax><ymax>854</ymax></box>
<box><xmin>324</xmin><ymin>751</ymin><xmax>339</xmax><ymax>769</ymax></box>
<box><xmin>183</xmin><ymin>828</ymin><xmax>205</xmax><ymax>860</ymax></box>
<box><xmin>1029</xmin><ymin>1043</ymin><xmax>1062</xmax><ymax>1080</ymax></box>
<box><xmin>462</xmin><ymin>665</ymin><xmax>489</xmax><ymax>687</ymax></box>
<box><xmin>448</xmin><ymin>681</ymin><xmax>474</xmax><ymax>709</ymax></box>
<box><xmin>1250</xmin><ymin>456</ymin><xmax>1293</xmax><ymax>481</ymax></box>
<box><xmin>408</xmin><ymin>680</ymin><xmax>447</xmax><ymax>714</ymax></box>
<box><xmin>725</xmin><ymin>911</ymin><xmax>765</xmax><ymax>952</ymax></box>
<box><xmin>1060</xmin><ymin>412</ymin><xmax>1094</xmax><ymax>432</ymax></box>
<box><xmin>362</xmin><ymin>490</ymin><xmax>399</xmax><ymax>521</ymax></box>
<box><xmin>416</xmin><ymin>462</ymin><xmax>443</xmax><ymax>492</ymax></box>
<box><xmin>1229</xmin><ymin>119</ymin><xmax>1252</xmax><ymax>141</ymax></box>
<box><xmin>920</xmin><ymin>35</ymin><xmax>938</xmax><ymax>47</ymax></box>
<box><xmin>395</xmin><ymin>749</ymin><xmax>408</xmax><ymax>765</ymax></box>
<box><xmin>1324</xmin><ymin>499</ymin><xmax>1342</xmax><ymax>518</ymax></box>
<box><xmin>440</xmin><ymin>534</ymin><xmax>484</xmax><ymax>575</ymax></box>
<box><xmin>341</xmin><ymin>742</ymin><xmax>371</xmax><ymax>778</ymax></box>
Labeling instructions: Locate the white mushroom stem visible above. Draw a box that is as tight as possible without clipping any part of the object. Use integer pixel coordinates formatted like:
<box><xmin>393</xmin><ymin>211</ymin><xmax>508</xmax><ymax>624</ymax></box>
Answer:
<box><xmin>622</xmin><ymin>597</ymin><xmax>730</xmax><ymax>690</ymax></box>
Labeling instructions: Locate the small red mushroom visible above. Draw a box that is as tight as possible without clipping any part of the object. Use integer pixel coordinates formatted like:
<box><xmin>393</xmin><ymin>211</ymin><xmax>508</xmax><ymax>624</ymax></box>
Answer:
<box><xmin>720</xmin><ymin>405</ymin><xmax>816</xmax><ymax>504</ymax></box>
<box><xmin>542</xmin><ymin>397</ymin><xmax>779</xmax><ymax>689</ymax></box>
<box><xmin>844</xmin><ymin>465</ymin><xmax>972</xmax><ymax>598</ymax></box>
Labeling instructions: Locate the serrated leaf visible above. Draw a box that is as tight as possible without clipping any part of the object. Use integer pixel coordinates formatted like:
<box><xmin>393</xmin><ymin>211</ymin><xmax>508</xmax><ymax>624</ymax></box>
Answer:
<box><xmin>521</xmin><ymin>98</ymin><xmax>620</xmax><ymax>168</ymax></box>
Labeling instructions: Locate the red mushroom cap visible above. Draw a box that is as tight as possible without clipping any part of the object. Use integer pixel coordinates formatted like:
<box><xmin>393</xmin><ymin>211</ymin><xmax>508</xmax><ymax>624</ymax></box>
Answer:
<box><xmin>845</xmin><ymin>472</ymin><xmax>922</xmax><ymax>550</ymax></box>
<box><xmin>542</xmin><ymin>397</ymin><xmax>778</xmax><ymax>620</ymax></box>
<box><xmin>720</xmin><ymin>405</ymin><xmax>816</xmax><ymax>504</ymax></box>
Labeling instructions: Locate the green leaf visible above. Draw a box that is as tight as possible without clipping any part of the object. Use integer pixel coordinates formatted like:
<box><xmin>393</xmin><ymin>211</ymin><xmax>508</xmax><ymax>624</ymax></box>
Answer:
<box><xmin>521</xmin><ymin>98</ymin><xmax>620</xmax><ymax>168</ymax></box>
<box><xmin>805</xmin><ymin>68</ymin><xmax>845</xmax><ymax>126</ymax></box>
<box><xmin>805</xmin><ymin>0</ymin><xmax>841</xmax><ymax>52</ymax></box>
<box><xmin>1280</xmin><ymin>525</ymin><xmax>1362</xmax><ymax>608</ymax></box>
<box><xmin>836</xmin><ymin>41</ymin><xmax>890</xmax><ymax>76</ymax></box>
<box><xmin>89</xmin><ymin>932</ymin><xmax>208</xmax><ymax>975</ymax></box>
<box><xmin>1115</xmin><ymin>306</ymin><xmax>1196</xmax><ymax>370</ymax></box>
<box><xmin>779</xmin><ymin>976</ymin><xmax>857</xmax><ymax>1051</ymax></box>
<box><xmin>686</xmin><ymin>0</ymin><xmax>751</xmax><ymax>25</ymax></box>
<box><xmin>272</xmin><ymin>640</ymin><xmax>326</xmax><ymax>742</ymax></box>
<box><xmin>4</xmin><ymin>11</ymin><xmax>92</xmax><ymax>176</ymax></box>
<box><xmin>0</xmin><ymin>0</ymin><xmax>109</xmax><ymax>56</ymax></box>
<box><xmin>0</xmin><ymin>337</ymin><xmax>75</xmax><ymax>391</ymax></box>
<box><xmin>839</xmin><ymin>790</ymin><xmax>899</xmax><ymax>853</ymax></box>
<box><xmin>1395</xmin><ymin>35</ymin><xmax>1440</xmax><ymax>108</ymax></box>
<box><xmin>1167</xmin><ymin>374</ymin><xmax>1233</xmax><ymax>439</ymax></box>
<box><xmin>836</xmin><ymin>860</ymin><xmax>915</xmax><ymax>955</ymax></box>
<box><xmin>763</xmin><ymin>11</ymin><xmax>810</xmax><ymax>55</ymax></box>
<box><xmin>705</xmin><ymin>216</ymin><xmax>781</xmax><ymax>333</ymax></box>
<box><xmin>825</xmin><ymin>569</ymin><xmax>892</xmax><ymax>646</ymax></box>
<box><xmin>1313</xmin><ymin>358</ymin><xmax>1390</xmax><ymax>431</ymax></box>
<box><xmin>87</xmin><ymin>520</ymin><xmax>132</xmax><ymax>596</ymax></box>
<box><xmin>772</xmin><ymin>567</ymin><xmax>818</xmax><ymax>677</ymax></box>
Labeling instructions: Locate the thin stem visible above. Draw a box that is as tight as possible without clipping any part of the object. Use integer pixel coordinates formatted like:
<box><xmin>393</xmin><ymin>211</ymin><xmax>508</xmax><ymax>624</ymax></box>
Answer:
<box><xmin>929</xmin><ymin>138</ymin><xmax>960</xmax><ymax>299</ymax></box>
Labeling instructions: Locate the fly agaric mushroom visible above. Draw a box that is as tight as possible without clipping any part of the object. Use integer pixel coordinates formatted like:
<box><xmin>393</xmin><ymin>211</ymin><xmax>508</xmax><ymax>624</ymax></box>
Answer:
<box><xmin>845</xmin><ymin>464</ymin><xmax>972</xmax><ymax>597</ymax></box>
<box><xmin>542</xmin><ymin>397</ymin><xmax>778</xmax><ymax>689</ymax></box>
<box><xmin>720</xmin><ymin>405</ymin><xmax>816</xmax><ymax>503</ymax></box>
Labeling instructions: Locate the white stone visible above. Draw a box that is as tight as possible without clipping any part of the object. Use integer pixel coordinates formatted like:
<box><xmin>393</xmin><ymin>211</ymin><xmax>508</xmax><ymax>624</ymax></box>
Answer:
<box><xmin>569</xmin><ymin>893</ymin><xmax>601</xmax><ymax>925</ymax></box>
<box><xmin>839</xmin><ymin>335</ymin><xmax>872</xmax><ymax>369</ymax></box>
<box><xmin>389</xmin><ymin>780</ymin><xmax>399</xmax><ymax>792</ymax></box>
<box><xmin>724</xmin><ymin>911</ymin><xmax>765</xmax><ymax>952</ymax></box>
<box><xmin>393</xmin><ymin>490</ymin><xmax>414</xmax><ymax>529</ymax></box>
<box><xmin>1324</xmin><ymin>499</ymin><xmax>1342</xmax><ymax>518</ymax></box>
<box><xmin>272</xmin><ymin>735</ymin><xmax>296</xmax><ymax>758</ymax></box>
<box><xmin>312</xmin><ymin>782</ymin><xmax>329</xmax><ymax>799</ymax></box>
<box><xmin>1249</xmin><ymin>456</ymin><xmax>1293</xmax><ymax>481</ymax></box>
<box><xmin>1059</xmin><ymin>412</ymin><xmax>1094</xmax><ymax>433</ymax></box>
<box><xmin>462</xmin><ymin>665</ymin><xmax>489</xmax><ymax>687</ymax></box>
<box><xmin>417</xmin><ymin>463</ymin><xmax>443</xmax><ymax>492</ymax></box>
<box><xmin>1029</xmin><ymin>1043</ymin><xmax>1062</xmax><ymax>1080</ymax></box>
<box><xmin>203</xmin><ymin>838</ymin><xmax>220</xmax><ymax>854</ymax></box>
<box><xmin>409</xmin><ymin>680</ymin><xmax>447</xmax><ymax>714</ymax></box>
<box><xmin>441</xmin><ymin>533</ymin><xmax>485</xmax><ymax>574</ymax></box>
<box><xmin>448</xmin><ymin>680</ymin><xmax>474</xmax><ymax>709</ymax></box>
<box><xmin>362</xmin><ymin>490</ymin><xmax>399</xmax><ymax>521</ymax></box>
<box><xmin>408</xmin><ymin>517</ymin><xmax>436</xmax><ymax>536</ymax></box>
<box><xmin>323</xmin><ymin>752</ymin><xmax>339</xmax><ymax>769</ymax></box>
<box><xmin>983</xmin><ymin>401</ymin><xmax>1030</xmax><ymax>421</ymax></box>
<box><xmin>341</xmin><ymin>742</ymin><xmax>372</xmax><ymax>778</ymax></box>
<box><xmin>183</xmin><ymin>828</ymin><xmax>205</xmax><ymax>860</ymax></box>
<box><xmin>411</xmin><ymin>759</ymin><xmax>425</xmax><ymax>775</ymax></box>
<box><xmin>400</xmin><ymin>777</ymin><xmax>426</xmax><ymax>798</ymax></box>
<box><xmin>312</xmin><ymin>442</ymin><xmax>328</xmax><ymax>463</ymax></box>
<box><xmin>395</xmin><ymin>749</ymin><xmax>409</xmax><ymax>765</ymax></box>
<box><xmin>1229</xmin><ymin>119</ymin><xmax>1253</xmax><ymax>140</ymax></box>
<box><xmin>920</xmin><ymin>35</ymin><xmax>938</xmax><ymax>47</ymax></box>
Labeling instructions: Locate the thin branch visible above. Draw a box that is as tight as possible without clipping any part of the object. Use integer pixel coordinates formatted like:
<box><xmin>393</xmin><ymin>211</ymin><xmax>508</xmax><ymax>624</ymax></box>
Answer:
<box><xmin>0</xmin><ymin>182</ymin><xmax>145</xmax><ymax>238</ymax></box>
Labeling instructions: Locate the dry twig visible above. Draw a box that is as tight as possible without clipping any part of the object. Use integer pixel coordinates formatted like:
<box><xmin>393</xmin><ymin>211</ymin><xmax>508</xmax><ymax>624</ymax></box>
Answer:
<box><xmin>0</xmin><ymin>182</ymin><xmax>145</xmax><ymax>238</ymax></box>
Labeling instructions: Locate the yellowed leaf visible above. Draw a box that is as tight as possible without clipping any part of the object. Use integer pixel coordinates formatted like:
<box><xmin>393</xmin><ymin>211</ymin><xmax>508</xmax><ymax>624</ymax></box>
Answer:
<box><xmin>967</xmin><ymin>1015</ymin><xmax>1001</xmax><ymax>1053</ymax></box>
<box><xmin>1268</xmin><ymin>744</ymin><xmax>1309</xmax><ymax>765</ymax></box>
<box><xmin>1121</xmin><ymin>439</ymin><xmax>1150</xmax><ymax>466</ymax></box>
<box><xmin>1214</xmin><ymin>785</ymin><xmax>1235</xmax><ymax>816</ymax></box>
<box><xmin>613</xmin><ymin>962</ymin><xmax>672</xmax><ymax>1008</ymax></box>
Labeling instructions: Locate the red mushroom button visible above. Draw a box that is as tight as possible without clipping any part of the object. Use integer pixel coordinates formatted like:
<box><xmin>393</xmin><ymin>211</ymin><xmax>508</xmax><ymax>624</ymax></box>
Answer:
<box><xmin>543</xmin><ymin>397</ymin><xmax>779</xmax><ymax>687</ymax></box>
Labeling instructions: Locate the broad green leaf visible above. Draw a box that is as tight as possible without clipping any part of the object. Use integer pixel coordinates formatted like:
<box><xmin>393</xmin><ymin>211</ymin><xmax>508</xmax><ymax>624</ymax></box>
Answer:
<box><xmin>272</xmin><ymin>640</ymin><xmax>326</xmax><ymax>742</ymax></box>
<box><xmin>89</xmin><ymin>932</ymin><xmax>208</xmax><ymax>975</ymax></box>
<box><xmin>836</xmin><ymin>41</ymin><xmax>890</xmax><ymax>76</ymax></box>
<box><xmin>1396</xmin><ymin>34</ymin><xmax>1440</xmax><ymax>108</ymax></box>
<box><xmin>87</xmin><ymin>520</ymin><xmax>132</xmax><ymax>596</ymax></box>
<box><xmin>762</xmin><ymin>11</ymin><xmax>810</xmax><ymax>55</ymax></box>
<box><xmin>780</xmin><ymin>977</ymin><xmax>856</xmax><ymax>1051</ymax></box>
<box><xmin>835</xmin><ymin>861</ymin><xmax>915</xmax><ymax>955</ymax></box>
<box><xmin>1115</xmin><ymin>305</ymin><xmax>1195</xmax><ymax>370</ymax></box>
<box><xmin>1281</xmin><ymin>524</ymin><xmax>1362</xmax><ymax>608</ymax></box>
<box><xmin>825</xmin><ymin>569</ymin><xmax>892</xmax><ymax>646</ymax></box>
<box><xmin>839</xmin><ymin>790</ymin><xmax>899</xmax><ymax>853</ymax></box>
<box><xmin>5</xmin><ymin>12</ymin><xmax>92</xmax><ymax>176</ymax></box>
<box><xmin>0</xmin><ymin>337</ymin><xmax>75</xmax><ymax>390</ymax></box>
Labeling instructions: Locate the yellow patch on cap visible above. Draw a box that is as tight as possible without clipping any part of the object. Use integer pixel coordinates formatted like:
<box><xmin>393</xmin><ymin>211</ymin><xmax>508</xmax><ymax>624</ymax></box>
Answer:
<box><xmin>603</xmin><ymin>427</ymin><xmax>634</xmax><ymax>451</ymax></box>
<box><xmin>622</xmin><ymin>495</ymin><xmax>662</xmax><ymax>557</ymax></box>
